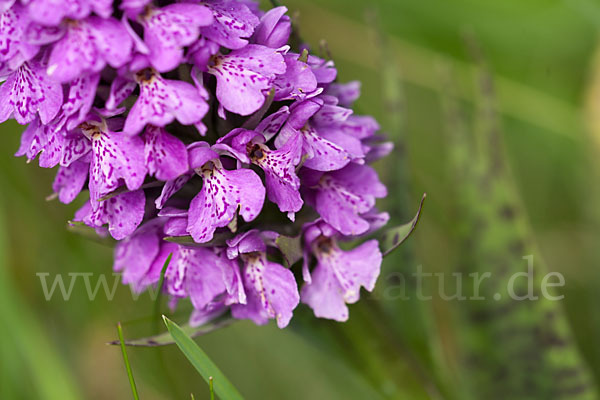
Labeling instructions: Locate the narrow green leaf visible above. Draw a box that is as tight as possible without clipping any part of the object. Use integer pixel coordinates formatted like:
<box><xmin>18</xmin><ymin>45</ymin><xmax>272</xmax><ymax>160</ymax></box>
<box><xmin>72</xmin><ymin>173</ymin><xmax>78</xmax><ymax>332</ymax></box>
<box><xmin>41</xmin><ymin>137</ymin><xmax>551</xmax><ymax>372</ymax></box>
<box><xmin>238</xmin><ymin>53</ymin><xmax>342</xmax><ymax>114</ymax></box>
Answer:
<box><xmin>209</xmin><ymin>377</ymin><xmax>215</xmax><ymax>400</ymax></box>
<box><xmin>298</xmin><ymin>48</ymin><xmax>309</xmax><ymax>63</ymax></box>
<box><xmin>275</xmin><ymin>234</ymin><xmax>303</xmax><ymax>267</ymax></box>
<box><xmin>164</xmin><ymin>232</ymin><xmax>230</xmax><ymax>247</ymax></box>
<box><xmin>163</xmin><ymin>235</ymin><xmax>197</xmax><ymax>245</ymax></box>
<box><xmin>66</xmin><ymin>222</ymin><xmax>115</xmax><ymax>246</ymax></box>
<box><xmin>108</xmin><ymin>317</ymin><xmax>234</xmax><ymax>347</ymax></box>
<box><xmin>98</xmin><ymin>181</ymin><xmax>163</xmax><ymax>201</ymax></box>
<box><xmin>117</xmin><ymin>322</ymin><xmax>140</xmax><ymax>400</ymax></box>
<box><xmin>163</xmin><ymin>316</ymin><xmax>244</xmax><ymax>400</ymax></box>
<box><xmin>380</xmin><ymin>193</ymin><xmax>426</xmax><ymax>257</ymax></box>
<box><xmin>153</xmin><ymin>253</ymin><xmax>173</xmax><ymax>333</ymax></box>
<box><xmin>155</xmin><ymin>253</ymin><xmax>172</xmax><ymax>306</ymax></box>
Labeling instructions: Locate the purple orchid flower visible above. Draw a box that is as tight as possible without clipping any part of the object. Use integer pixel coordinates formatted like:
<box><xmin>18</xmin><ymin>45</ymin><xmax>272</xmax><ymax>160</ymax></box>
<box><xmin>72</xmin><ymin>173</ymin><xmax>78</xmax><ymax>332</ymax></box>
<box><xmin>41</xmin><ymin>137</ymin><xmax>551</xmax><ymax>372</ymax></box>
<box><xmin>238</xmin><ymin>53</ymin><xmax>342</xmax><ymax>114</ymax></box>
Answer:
<box><xmin>217</xmin><ymin>128</ymin><xmax>303</xmax><ymax>218</ymax></box>
<box><xmin>325</xmin><ymin>81</ymin><xmax>361</xmax><ymax>107</ymax></box>
<box><xmin>275</xmin><ymin>98</ymin><xmax>354</xmax><ymax>171</ymax></box>
<box><xmin>14</xmin><ymin>117</ymin><xmax>66</xmax><ymax>168</ymax></box>
<box><xmin>114</xmin><ymin>218</ymin><xmax>165</xmax><ymax>292</ymax></box>
<box><xmin>301</xmin><ymin>220</ymin><xmax>382</xmax><ymax>321</ymax></box>
<box><xmin>301</xmin><ymin>163</ymin><xmax>387</xmax><ymax>236</ymax></box>
<box><xmin>155</xmin><ymin>172</ymin><xmax>194</xmax><ymax>210</ymax></box>
<box><xmin>52</xmin><ymin>159</ymin><xmax>89</xmax><ymax>204</ymax></box>
<box><xmin>0</xmin><ymin>4</ymin><xmax>40</xmax><ymax>70</ymax></box>
<box><xmin>364</xmin><ymin>136</ymin><xmax>394</xmax><ymax>163</ymax></box>
<box><xmin>103</xmin><ymin>75</ymin><xmax>136</xmax><ymax>112</ymax></box>
<box><xmin>112</xmin><ymin>217</ymin><xmax>220</xmax><ymax>296</ymax></box>
<box><xmin>0</xmin><ymin>60</ymin><xmax>63</xmax><ymax>125</ymax></box>
<box><xmin>200</xmin><ymin>0</ymin><xmax>260</xmax><ymax>50</ymax></box>
<box><xmin>272</xmin><ymin>52</ymin><xmax>318</xmax><ymax>101</ymax></box>
<box><xmin>132</xmin><ymin>3</ymin><xmax>213</xmax><ymax>72</ymax></box>
<box><xmin>123</xmin><ymin>68</ymin><xmax>209</xmax><ymax>135</ymax></box>
<box><xmin>119</xmin><ymin>0</ymin><xmax>151</xmax><ymax>19</ymax></box>
<box><xmin>164</xmin><ymin>245</ymin><xmax>243</xmax><ymax>312</ymax></box>
<box><xmin>74</xmin><ymin>189</ymin><xmax>146</xmax><ymax>240</ymax></box>
<box><xmin>0</xmin><ymin>1</ymin><xmax>15</xmax><ymax>13</ymax></box>
<box><xmin>307</xmin><ymin>54</ymin><xmax>337</xmax><ymax>85</ymax></box>
<box><xmin>59</xmin><ymin>73</ymin><xmax>99</xmax><ymax>130</ymax></box>
<box><xmin>22</xmin><ymin>0</ymin><xmax>113</xmax><ymax>26</ymax></box>
<box><xmin>60</xmin><ymin>128</ymin><xmax>92</xmax><ymax>166</ymax></box>
<box><xmin>189</xmin><ymin>303</ymin><xmax>228</xmax><ymax>327</ymax></box>
<box><xmin>2</xmin><ymin>1</ymin><xmax>392</xmax><ymax>331</ymax></box>
<box><xmin>228</xmin><ymin>230</ymin><xmax>299</xmax><ymax>328</ymax></box>
<box><xmin>157</xmin><ymin>206</ymin><xmax>188</xmax><ymax>236</ymax></box>
<box><xmin>142</xmin><ymin>125</ymin><xmax>189</xmax><ymax>181</ymax></box>
<box><xmin>46</xmin><ymin>16</ymin><xmax>133</xmax><ymax>83</ymax></box>
<box><xmin>207</xmin><ymin>44</ymin><xmax>286</xmax><ymax>115</ymax></box>
<box><xmin>188</xmin><ymin>36</ymin><xmax>221</xmax><ymax>71</ymax></box>
<box><xmin>79</xmin><ymin>117</ymin><xmax>147</xmax><ymax>202</ymax></box>
<box><xmin>254</xmin><ymin>104</ymin><xmax>290</xmax><ymax>140</ymax></box>
<box><xmin>186</xmin><ymin>142</ymin><xmax>265</xmax><ymax>243</ymax></box>
<box><xmin>251</xmin><ymin>6</ymin><xmax>290</xmax><ymax>49</ymax></box>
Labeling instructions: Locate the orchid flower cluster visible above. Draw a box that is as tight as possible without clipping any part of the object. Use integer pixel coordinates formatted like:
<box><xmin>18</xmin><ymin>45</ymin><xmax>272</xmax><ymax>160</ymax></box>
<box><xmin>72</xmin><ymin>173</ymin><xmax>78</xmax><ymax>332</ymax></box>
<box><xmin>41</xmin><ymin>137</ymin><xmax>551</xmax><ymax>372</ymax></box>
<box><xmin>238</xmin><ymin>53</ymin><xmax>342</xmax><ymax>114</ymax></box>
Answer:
<box><xmin>1</xmin><ymin>0</ymin><xmax>393</xmax><ymax>327</ymax></box>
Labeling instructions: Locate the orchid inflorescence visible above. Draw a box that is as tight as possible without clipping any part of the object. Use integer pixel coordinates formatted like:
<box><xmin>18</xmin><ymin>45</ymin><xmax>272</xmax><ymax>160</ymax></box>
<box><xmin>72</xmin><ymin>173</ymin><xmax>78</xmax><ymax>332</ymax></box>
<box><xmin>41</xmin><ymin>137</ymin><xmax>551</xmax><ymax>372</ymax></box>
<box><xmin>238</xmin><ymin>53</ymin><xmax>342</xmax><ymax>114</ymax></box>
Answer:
<box><xmin>1</xmin><ymin>0</ymin><xmax>393</xmax><ymax>328</ymax></box>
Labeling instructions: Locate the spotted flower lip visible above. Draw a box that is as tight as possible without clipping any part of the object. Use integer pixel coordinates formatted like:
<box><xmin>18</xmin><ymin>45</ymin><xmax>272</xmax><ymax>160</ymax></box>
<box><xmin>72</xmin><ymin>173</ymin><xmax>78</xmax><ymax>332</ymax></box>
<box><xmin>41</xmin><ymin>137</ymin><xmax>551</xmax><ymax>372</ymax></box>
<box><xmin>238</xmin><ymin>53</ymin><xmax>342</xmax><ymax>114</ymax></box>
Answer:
<box><xmin>0</xmin><ymin>4</ymin><xmax>40</xmax><ymax>69</ymax></box>
<box><xmin>217</xmin><ymin>128</ymin><xmax>303</xmax><ymax>218</ymax></box>
<box><xmin>15</xmin><ymin>117</ymin><xmax>65</xmax><ymax>167</ymax></box>
<box><xmin>52</xmin><ymin>159</ymin><xmax>89</xmax><ymax>204</ymax></box>
<box><xmin>301</xmin><ymin>163</ymin><xmax>388</xmax><ymax>236</ymax></box>
<box><xmin>79</xmin><ymin>117</ymin><xmax>147</xmax><ymax>203</ymax></box>
<box><xmin>46</xmin><ymin>16</ymin><xmax>133</xmax><ymax>83</ymax></box>
<box><xmin>300</xmin><ymin>219</ymin><xmax>382</xmax><ymax>321</ymax></box>
<box><xmin>142</xmin><ymin>125</ymin><xmax>189</xmax><ymax>181</ymax></box>
<box><xmin>228</xmin><ymin>230</ymin><xmax>299</xmax><ymax>328</ymax></box>
<box><xmin>200</xmin><ymin>0</ymin><xmax>260</xmax><ymax>50</ymax></box>
<box><xmin>0</xmin><ymin>60</ymin><xmax>63</xmax><ymax>125</ymax></box>
<box><xmin>74</xmin><ymin>189</ymin><xmax>146</xmax><ymax>240</ymax></box>
<box><xmin>186</xmin><ymin>145</ymin><xmax>266</xmax><ymax>243</ymax></box>
<box><xmin>123</xmin><ymin>68</ymin><xmax>209</xmax><ymax>135</ymax></box>
<box><xmin>207</xmin><ymin>44</ymin><xmax>286</xmax><ymax>115</ymax></box>
<box><xmin>163</xmin><ymin>245</ymin><xmax>233</xmax><ymax>309</ymax></box>
<box><xmin>3</xmin><ymin>0</ymin><xmax>392</xmax><ymax>328</ymax></box>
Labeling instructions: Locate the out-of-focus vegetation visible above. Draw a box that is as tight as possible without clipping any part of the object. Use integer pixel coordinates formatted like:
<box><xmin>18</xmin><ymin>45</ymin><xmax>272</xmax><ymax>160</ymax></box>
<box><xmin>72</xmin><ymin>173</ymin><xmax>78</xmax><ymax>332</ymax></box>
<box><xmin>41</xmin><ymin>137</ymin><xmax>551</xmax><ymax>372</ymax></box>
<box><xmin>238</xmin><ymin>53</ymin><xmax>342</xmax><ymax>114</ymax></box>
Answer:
<box><xmin>2</xmin><ymin>0</ymin><xmax>600</xmax><ymax>398</ymax></box>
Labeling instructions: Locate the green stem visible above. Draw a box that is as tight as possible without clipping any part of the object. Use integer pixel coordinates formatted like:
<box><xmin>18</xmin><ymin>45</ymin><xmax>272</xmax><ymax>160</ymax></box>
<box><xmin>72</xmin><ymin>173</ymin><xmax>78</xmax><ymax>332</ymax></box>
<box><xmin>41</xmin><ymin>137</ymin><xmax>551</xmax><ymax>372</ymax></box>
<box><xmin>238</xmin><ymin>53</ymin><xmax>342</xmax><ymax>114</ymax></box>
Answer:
<box><xmin>117</xmin><ymin>323</ymin><xmax>140</xmax><ymax>400</ymax></box>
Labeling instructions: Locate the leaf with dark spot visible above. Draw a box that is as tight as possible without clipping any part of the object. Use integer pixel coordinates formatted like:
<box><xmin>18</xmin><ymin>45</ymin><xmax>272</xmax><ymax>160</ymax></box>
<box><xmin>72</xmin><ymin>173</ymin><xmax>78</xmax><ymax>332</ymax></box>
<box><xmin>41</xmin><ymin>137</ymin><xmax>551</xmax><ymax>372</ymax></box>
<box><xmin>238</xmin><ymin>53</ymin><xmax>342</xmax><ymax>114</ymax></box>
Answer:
<box><xmin>380</xmin><ymin>193</ymin><xmax>426</xmax><ymax>257</ymax></box>
<box><xmin>275</xmin><ymin>234</ymin><xmax>303</xmax><ymax>267</ymax></box>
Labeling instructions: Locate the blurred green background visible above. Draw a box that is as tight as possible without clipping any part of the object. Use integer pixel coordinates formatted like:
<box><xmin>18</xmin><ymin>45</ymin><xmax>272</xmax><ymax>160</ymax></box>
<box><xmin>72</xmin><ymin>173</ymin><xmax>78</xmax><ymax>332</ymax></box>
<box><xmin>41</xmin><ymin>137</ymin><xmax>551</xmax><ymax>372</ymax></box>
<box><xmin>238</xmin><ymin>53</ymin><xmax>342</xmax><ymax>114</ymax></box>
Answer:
<box><xmin>2</xmin><ymin>0</ymin><xmax>600</xmax><ymax>398</ymax></box>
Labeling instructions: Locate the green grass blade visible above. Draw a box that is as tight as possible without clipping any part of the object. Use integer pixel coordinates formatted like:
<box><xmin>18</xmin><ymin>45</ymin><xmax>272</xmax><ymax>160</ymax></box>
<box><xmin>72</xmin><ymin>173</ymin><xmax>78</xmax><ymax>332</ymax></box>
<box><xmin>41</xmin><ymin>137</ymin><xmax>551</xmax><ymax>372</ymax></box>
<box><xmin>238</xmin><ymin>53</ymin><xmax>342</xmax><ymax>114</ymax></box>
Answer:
<box><xmin>117</xmin><ymin>322</ymin><xmax>140</xmax><ymax>400</ymax></box>
<box><xmin>163</xmin><ymin>316</ymin><xmax>244</xmax><ymax>400</ymax></box>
